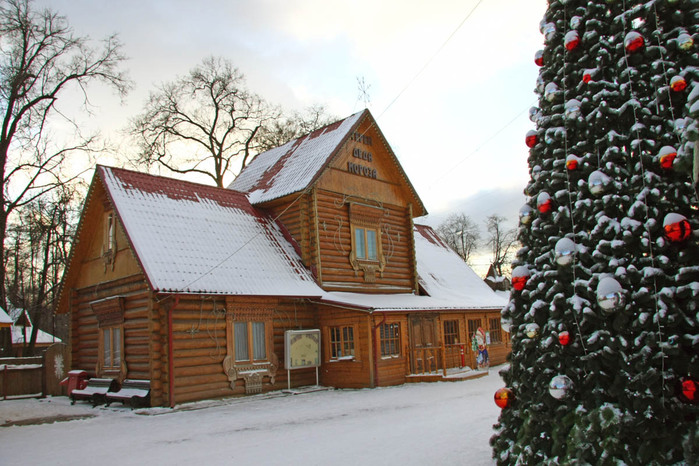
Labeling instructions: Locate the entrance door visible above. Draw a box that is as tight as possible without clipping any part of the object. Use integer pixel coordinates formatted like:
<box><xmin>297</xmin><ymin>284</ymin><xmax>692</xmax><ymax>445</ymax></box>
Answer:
<box><xmin>409</xmin><ymin>315</ymin><xmax>440</xmax><ymax>374</ymax></box>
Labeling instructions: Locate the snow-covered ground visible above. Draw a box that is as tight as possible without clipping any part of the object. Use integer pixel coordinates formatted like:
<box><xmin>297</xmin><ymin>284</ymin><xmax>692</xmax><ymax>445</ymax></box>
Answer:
<box><xmin>0</xmin><ymin>366</ymin><xmax>506</xmax><ymax>465</ymax></box>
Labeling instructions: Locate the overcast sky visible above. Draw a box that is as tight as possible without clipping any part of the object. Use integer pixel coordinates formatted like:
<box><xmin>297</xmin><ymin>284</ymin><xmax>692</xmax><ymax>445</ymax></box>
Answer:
<box><xmin>36</xmin><ymin>0</ymin><xmax>547</xmax><ymax>239</ymax></box>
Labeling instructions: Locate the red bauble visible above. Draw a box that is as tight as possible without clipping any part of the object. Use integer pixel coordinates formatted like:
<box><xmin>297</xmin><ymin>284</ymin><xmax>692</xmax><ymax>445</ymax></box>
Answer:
<box><xmin>537</xmin><ymin>192</ymin><xmax>552</xmax><ymax>214</ymax></box>
<box><xmin>625</xmin><ymin>31</ymin><xmax>644</xmax><ymax>53</ymax></box>
<box><xmin>494</xmin><ymin>387</ymin><xmax>514</xmax><ymax>408</ymax></box>
<box><xmin>534</xmin><ymin>50</ymin><xmax>544</xmax><ymax>66</ymax></box>
<box><xmin>679</xmin><ymin>377</ymin><xmax>698</xmax><ymax>404</ymax></box>
<box><xmin>511</xmin><ymin>266</ymin><xmax>530</xmax><ymax>291</ymax></box>
<box><xmin>663</xmin><ymin>213</ymin><xmax>691</xmax><ymax>243</ymax></box>
<box><xmin>659</xmin><ymin>146</ymin><xmax>677</xmax><ymax>170</ymax></box>
<box><xmin>582</xmin><ymin>72</ymin><xmax>592</xmax><ymax>83</ymax></box>
<box><xmin>564</xmin><ymin>31</ymin><xmax>580</xmax><ymax>51</ymax></box>
<box><xmin>558</xmin><ymin>331</ymin><xmax>570</xmax><ymax>346</ymax></box>
<box><xmin>670</xmin><ymin>76</ymin><xmax>687</xmax><ymax>92</ymax></box>
<box><xmin>566</xmin><ymin>155</ymin><xmax>581</xmax><ymax>171</ymax></box>
<box><xmin>525</xmin><ymin>130</ymin><xmax>538</xmax><ymax>148</ymax></box>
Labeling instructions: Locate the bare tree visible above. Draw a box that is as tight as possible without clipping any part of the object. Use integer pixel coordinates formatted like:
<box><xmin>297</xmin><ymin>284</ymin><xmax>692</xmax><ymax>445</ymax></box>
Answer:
<box><xmin>256</xmin><ymin>104</ymin><xmax>336</xmax><ymax>152</ymax></box>
<box><xmin>485</xmin><ymin>214</ymin><xmax>516</xmax><ymax>276</ymax></box>
<box><xmin>436</xmin><ymin>213</ymin><xmax>480</xmax><ymax>264</ymax></box>
<box><xmin>5</xmin><ymin>184</ymin><xmax>78</xmax><ymax>355</ymax></box>
<box><xmin>131</xmin><ymin>56</ymin><xmax>280</xmax><ymax>187</ymax></box>
<box><xmin>0</xmin><ymin>0</ymin><xmax>129</xmax><ymax>308</ymax></box>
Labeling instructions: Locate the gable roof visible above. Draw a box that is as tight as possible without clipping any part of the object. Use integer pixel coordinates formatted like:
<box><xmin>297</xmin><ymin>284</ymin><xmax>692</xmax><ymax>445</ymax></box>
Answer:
<box><xmin>230</xmin><ymin>109</ymin><xmax>427</xmax><ymax>216</ymax></box>
<box><xmin>71</xmin><ymin>166</ymin><xmax>324</xmax><ymax>298</ymax></box>
<box><xmin>0</xmin><ymin>307</ymin><xmax>11</xmax><ymax>328</ymax></box>
<box><xmin>318</xmin><ymin>224</ymin><xmax>506</xmax><ymax>311</ymax></box>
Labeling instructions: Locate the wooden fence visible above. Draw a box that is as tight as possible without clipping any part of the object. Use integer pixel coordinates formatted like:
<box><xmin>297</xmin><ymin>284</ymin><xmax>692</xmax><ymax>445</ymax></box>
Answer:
<box><xmin>0</xmin><ymin>343</ymin><xmax>70</xmax><ymax>399</ymax></box>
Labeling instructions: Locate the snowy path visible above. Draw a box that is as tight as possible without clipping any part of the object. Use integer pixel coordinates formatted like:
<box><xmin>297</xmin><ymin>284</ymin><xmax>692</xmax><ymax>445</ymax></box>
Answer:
<box><xmin>0</xmin><ymin>367</ymin><xmax>505</xmax><ymax>465</ymax></box>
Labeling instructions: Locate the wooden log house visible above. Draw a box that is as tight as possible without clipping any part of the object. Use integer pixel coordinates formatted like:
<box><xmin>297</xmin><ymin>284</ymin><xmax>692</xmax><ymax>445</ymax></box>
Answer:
<box><xmin>55</xmin><ymin>109</ymin><xmax>509</xmax><ymax>406</ymax></box>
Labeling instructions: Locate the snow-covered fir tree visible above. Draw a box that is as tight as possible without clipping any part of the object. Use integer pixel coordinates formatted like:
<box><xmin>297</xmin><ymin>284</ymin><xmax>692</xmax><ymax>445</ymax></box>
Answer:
<box><xmin>491</xmin><ymin>1</ymin><xmax>699</xmax><ymax>464</ymax></box>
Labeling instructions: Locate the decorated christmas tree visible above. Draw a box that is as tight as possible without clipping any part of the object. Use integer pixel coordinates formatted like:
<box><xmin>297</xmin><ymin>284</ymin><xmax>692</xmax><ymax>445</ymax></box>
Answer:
<box><xmin>492</xmin><ymin>1</ymin><xmax>699</xmax><ymax>464</ymax></box>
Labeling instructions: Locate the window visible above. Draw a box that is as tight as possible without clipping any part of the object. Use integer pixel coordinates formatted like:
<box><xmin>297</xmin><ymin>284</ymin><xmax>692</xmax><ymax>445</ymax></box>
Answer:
<box><xmin>380</xmin><ymin>323</ymin><xmax>400</xmax><ymax>357</ymax></box>
<box><xmin>354</xmin><ymin>227</ymin><xmax>378</xmax><ymax>261</ymax></box>
<box><xmin>444</xmin><ymin>320</ymin><xmax>459</xmax><ymax>346</ymax></box>
<box><xmin>489</xmin><ymin>318</ymin><xmax>502</xmax><ymax>343</ymax></box>
<box><xmin>106</xmin><ymin>212</ymin><xmax>115</xmax><ymax>252</ymax></box>
<box><xmin>234</xmin><ymin>321</ymin><xmax>267</xmax><ymax>362</ymax></box>
<box><xmin>329</xmin><ymin>326</ymin><xmax>355</xmax><ymax>359</ymax></box>
<box><xmin>101</xmin><ymin>325</ymin><xmax>123</xmax><ymax>371</ymax></box>
<box><xmin>467</xmin><ymin>319</ymin><xmax>482</xmax><ymax>340</ymax></box>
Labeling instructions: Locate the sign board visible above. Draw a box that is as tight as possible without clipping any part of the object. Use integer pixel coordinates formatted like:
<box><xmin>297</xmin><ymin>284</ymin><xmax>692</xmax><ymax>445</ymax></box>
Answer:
<box><xmin>284</xmin><ymin>329</ymin><xmax>321</xmax><ymax>370</ymax></box>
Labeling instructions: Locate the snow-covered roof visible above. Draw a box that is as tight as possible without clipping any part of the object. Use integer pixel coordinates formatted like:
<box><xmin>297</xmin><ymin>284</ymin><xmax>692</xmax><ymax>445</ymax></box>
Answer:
<box><xmin>99</xmin><ymin>166</ymin><xmax>324</xmax><ymax>297</ymax></box>
<box><xmin>12</xmin><ymin>325</ymin><xmax>61</xmax><ymax>345</ymax></box>
<box><xmin>0</xmin><ymin>307</ymin><xmax>11</xmax><ymax>328</ymax></box>
<box><xmin>318</xmin><ymin>225</ymin><xmax>506</xmax><ymax>312</ymax></box>
<box><xmin>230</xmin><ymin>111</ymin><xmax>364</xmax><ymax>204</ymax></box>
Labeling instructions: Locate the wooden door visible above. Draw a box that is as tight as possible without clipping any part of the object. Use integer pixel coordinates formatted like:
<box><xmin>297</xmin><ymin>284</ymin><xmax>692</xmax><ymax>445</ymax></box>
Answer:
<box><xmin>409</xmin><ymin>315</ymin><xmax>440</xmax><ymax>374</ymax></box>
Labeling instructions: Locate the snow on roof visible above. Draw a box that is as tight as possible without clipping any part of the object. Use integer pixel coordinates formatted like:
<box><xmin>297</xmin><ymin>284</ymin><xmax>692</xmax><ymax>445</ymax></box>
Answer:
<box><xmin>99</xmin><ymin>166</ymin><xmax>323</xmax><ymax>297</ymax></box>
<box><xmin>318</xmin><ymin>225</ymin><xmax>507</xmax><ymax>312</ymax></box>
<box><xmin>0</xmin><ymin>307</ymin><xmax>11</xmax><ymax>328</ymax></box>
<box><xmin>12</xmin><ymin>326</ymin><xmax>61</xmax><ymax>345</ymax></box>
<box><xmin>230</xmin><ymin>111</ymin><xmax>364</xmax><ymax>204</ymax></box>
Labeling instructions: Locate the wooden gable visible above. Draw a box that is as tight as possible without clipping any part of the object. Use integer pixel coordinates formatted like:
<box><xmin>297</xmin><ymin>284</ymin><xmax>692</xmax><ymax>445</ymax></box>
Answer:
<box><xmin>55</xmin><ymin>171</ymin><xmax>146</xmax><ymax>315</ymax></box>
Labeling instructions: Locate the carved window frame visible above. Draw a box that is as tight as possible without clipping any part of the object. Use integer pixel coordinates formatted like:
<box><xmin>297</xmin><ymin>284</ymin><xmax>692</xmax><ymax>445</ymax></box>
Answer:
<box><xmin>348</xmin><ymin>203</ymin><xmax>386</xmax><ymax>282</ymax></box>
<box><xmin>222</xmin><ymin>303</ymin><xmax>279</xmax><ymax>394</ymax></box>
<box><xmin>90</xmin><ymin>296</ymin><xmax>127</xmax><ymax>379</ymax></box>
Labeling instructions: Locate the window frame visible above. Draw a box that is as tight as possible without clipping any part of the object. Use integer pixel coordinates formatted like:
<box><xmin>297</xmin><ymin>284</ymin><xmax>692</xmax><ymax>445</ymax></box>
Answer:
<box><xmin>233</xmin><ymin>320</ymin><xmax>271</xmax><ymax>364</ymax></box>
<box><xmin>443</xmin><ymin>320</ymin><xmax>460</xmax><ymax>346</ymax></box>
<box><xmin>354</xmin><ymin>226</ymin><xmax>379</xmax><ymax>261</ymax></box>
<box><xmin>488</xmin><ymin>317</ymin><xmax>502</xmax><ymax>344</ymax></box>
<box><xmin>328</xmin><ymin>325</ymin><xmax>356</xmax><ymax>360</ymax></box>
<box><xmin>100</xmin><ymin>325</ymin><xmax>123</xmax><ymax>372</ymax></box>
<box><xmin>379</xmin><ymin>322</ymin><xmax>401</xmax><ymax>358</ymax></box>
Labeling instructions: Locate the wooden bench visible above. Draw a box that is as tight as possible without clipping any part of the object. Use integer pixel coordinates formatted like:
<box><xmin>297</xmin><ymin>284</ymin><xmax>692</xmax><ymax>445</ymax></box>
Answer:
<box><xmin>70</xmin><ymin>378</ymin><xmax>118</xmax><ymax>406</ymax></box>
<box><xmin>105</xmin><ymin>379</ymin><xmax>150</xmax><ymax>409</ymax></box>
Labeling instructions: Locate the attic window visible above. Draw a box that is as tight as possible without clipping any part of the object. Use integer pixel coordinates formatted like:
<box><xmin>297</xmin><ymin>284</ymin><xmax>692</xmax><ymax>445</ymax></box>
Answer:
<box><xmin>102</xmin><ymin>211</ymin><xmax>117</xmax><ymax>270</ymax></box>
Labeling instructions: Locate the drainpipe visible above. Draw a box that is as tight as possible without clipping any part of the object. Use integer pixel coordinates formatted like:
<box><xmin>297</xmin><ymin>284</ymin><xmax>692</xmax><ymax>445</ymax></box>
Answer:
<box><xmin>371</xmin><ymin>312</ymin><xmax>387</xmax><ymax>388</ymax></box>
<box><xmin>168</xmin><ymin>295</ymin><xmax>180</xmax><ymax>408</ymax></box>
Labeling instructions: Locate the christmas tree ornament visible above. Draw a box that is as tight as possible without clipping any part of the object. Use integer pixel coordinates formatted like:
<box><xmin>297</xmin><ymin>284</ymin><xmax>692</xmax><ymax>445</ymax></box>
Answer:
<box><xmin>558</xmin><ymin>331</ymin><xmax>571</xmax><ymax>346</ymax></box>
<box><xmin>537</xmin><ymin>192</ymin><xmax>552</xmax><ymax>213</ymax></box>
<box><xmin>678</xmin><ymin>377</ymin><xmax>697</xmax><ymax>404</ymax></box>
<box><xmin>624</xmin><ymin>31</ymin><xmax>645</xmax><ymax>53</ymax></box>
<box><xmin>583</xmin><ymin>69</ymin><xmax>594</xmax><ymax>83</ymax></box>
<box><xmin>494</xmin><ymin>387</ymin><xmax>514</xmax><ymax>408</ymax></box>
<box><xmin>545</xmin><ymin>82</ymin><xmax>559</xmax><ymax>102</ymax></box>
<box><xmin>663</xmin><ymin>213</ymin><xmax>691</xmax><ymax>243</ymax></box>
<box><xmin>678</xmin><ymin>33</ymin><xmax>694</xmax><ymax>51</ymax></box>
<box><xmin>597</xmin><ymin>276</ymin><xmax>625</xmax><ymax>313</ymax></box>
<box><xmin>549</xmin><ymin>375</ymin><xmax>573</xmax><ymax>399</ymax></box>
<box><xmin>511</xmin><ymin>266</ymin><xmax>530</xmax><ymax>291</ymax></box>
<box><xmin>658</xmin><ymin>146</ymin><xmax>677</xmax><ymax>169</ymax></box>
<box><xmin>526</xmin><ymin>130</ymin><xmax>538</xmax><ymax>148</ymax></box>
<box><xmin>525</xmin><ymin>323</ymin><xmax>540</xmax><ymax>339</ymax></box>
<box><xmin>519</xmin><ymin>204</ymin><xmax>534</xmax><ymax>225</ymax></box>
<box><xmin>555</xmin><ymin>238</ymin><xmax>577</xmax><ymax>266</ymax></box>
<box><xmin>564</xmin><ymin>31</ymin><xmax>580</xmax><ymax>51</ymax></box>
<box><xmin>564</xmin><ymin>99</ymin><xmax>581</xmax><ymax>119</ymax></box>
<box><xmin>566</xmin><ymin>154</ymin><xmax>581</xmax><ymax>170</ymax></box>
<box><xmin>670</xmin><ymin>75</ymin><xmax>687</xmax><ymax>92</ymax></box>
<box><xmin>588</xmin><ymin>170</ymin><xmax>611</xmax><ymax>196</ymax></box>
<box><xmin>535</xmin><ymin>50</ymin><xmax>544</xmax><ymax>66</ymax></box>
